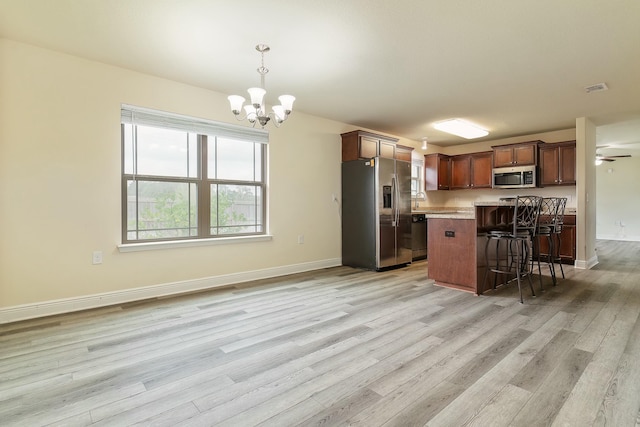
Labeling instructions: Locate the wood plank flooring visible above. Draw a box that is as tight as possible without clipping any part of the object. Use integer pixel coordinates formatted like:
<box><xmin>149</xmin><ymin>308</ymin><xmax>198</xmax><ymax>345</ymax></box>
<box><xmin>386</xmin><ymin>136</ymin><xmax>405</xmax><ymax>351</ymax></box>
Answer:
<box><xmin>1</xmin><ymin>239</ymin><xmax>640</xmax><ymax>426</ymax></box>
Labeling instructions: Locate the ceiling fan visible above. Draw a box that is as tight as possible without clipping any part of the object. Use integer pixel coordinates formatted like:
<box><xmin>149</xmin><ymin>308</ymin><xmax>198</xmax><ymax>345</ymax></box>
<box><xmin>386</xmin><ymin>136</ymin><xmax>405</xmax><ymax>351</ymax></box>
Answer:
<box><xmin>595</xmin><ymin>152</ymin><xmax>631</xmax><ymax>162</ymax></box>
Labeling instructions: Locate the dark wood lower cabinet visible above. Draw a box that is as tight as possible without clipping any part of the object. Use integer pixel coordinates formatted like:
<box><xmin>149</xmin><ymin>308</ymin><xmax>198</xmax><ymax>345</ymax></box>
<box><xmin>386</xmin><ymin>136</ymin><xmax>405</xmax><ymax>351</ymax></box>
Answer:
<box><xmin>536</xmin><ymin>215</ymin><xmax>576</xmax><ymax>264</ymax></box>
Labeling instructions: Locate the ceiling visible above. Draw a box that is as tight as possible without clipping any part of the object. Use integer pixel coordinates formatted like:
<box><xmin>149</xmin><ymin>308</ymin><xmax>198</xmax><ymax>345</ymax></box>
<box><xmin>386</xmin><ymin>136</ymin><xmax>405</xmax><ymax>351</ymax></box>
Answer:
<box><xmin>1</xmin><ymin>0</ymin><xmax>640</xmax><ymax>150</ymax></box>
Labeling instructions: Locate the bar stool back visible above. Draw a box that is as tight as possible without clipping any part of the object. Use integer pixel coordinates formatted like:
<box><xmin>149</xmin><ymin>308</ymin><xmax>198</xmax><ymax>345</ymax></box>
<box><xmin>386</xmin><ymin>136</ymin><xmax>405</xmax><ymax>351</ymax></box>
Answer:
<box><xmin>533</xmin><ymin>197</ymin><xmax>562</xmax><ymax>290</ymax></box>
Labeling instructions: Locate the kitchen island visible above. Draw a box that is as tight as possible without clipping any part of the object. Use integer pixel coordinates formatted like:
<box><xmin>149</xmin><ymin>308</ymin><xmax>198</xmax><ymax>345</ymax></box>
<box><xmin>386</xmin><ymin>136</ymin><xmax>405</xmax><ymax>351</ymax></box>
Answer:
<box><xmin>422</xmin><ymin>202</ymin><xmax>515</xmax><ymax>294</ymax></box>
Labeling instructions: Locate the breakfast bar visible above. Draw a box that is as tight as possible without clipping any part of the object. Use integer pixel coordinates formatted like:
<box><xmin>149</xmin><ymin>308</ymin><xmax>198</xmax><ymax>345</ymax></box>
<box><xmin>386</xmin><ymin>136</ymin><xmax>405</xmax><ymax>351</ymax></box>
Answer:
<box><xmin>423</xmin><ymin>201</ymin><xmax>576</xmax><ymax>295</ymax></box>
<box><xmin>423</xmin><ymin>202</ymin><xmax>521</xmax><ymax>295</ymax></box>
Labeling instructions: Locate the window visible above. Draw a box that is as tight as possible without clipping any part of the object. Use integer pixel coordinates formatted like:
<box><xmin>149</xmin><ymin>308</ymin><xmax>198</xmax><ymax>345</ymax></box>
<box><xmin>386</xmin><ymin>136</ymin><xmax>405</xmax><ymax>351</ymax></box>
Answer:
<box><xmin>411</xmin><ymin>161</ymin><xmax>424</xmax><ymax>198</ymax></box>
<box><xmin>121</xmin><ymin>105</ymin><xmax>267</xmax><ymax>243</ymax></box>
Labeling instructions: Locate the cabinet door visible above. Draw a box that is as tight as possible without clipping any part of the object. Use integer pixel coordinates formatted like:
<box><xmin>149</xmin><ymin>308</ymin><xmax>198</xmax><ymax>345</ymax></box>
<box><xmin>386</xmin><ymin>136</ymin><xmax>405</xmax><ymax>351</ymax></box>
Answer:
<box><xmin>379</xmin><ymin>141</ymin><xmax>395</xmax><ymax>159</ymax></box>
<box><xmin>395</xmin><ymin>145</ymin><xmax>413</xmax><ymax>162</ymax></box>
<box><xmin>425</xmin><ymin>154</ymin><xmax>450</xmax><ymax>190</ymax></box>
<box><xmin>513</xmin><ymin>144</ymin><xmax>536</xmax><ymax>165</ymax></box>
<box><xmin>539</xmin><ymin>142</ymin><xmax>576</xmax><ymax>186</ymax></box>
<box><xmin>539</xmin><ymin>147</ymin><xmax>560</xmax><ymax>186</ymax></box>
<box><xmin>438</xmin><ymin>156</ymin><xmax>450</xmax><ymax>190</ymax></box>
<box><xmin>359</xmin><ymin>136</ymin><xmax>378</xmax><ymax>159</ymax></box>
<box><xmin>558</xmin><ymin>144</ymin><xmax>576</xmax><ymax>184</ymax></box>
<box><xmin>450</xmin><ymin>155</ymin><xmax>471</xmax><ymax>189</ymax></box>
<box><xmin>470</xmin><ymin>152</ymin><xmax>493</xmax><ymax>188</ymax></box>
<box><xmin>493</xmin><ymin>146</ymin><xmax>514</xmax><ymax>167</ymax></box>
<box><xmin>537</xmin><ymin>216</ymin><xmax>576</xmax><ymax>263</ymax></box>
<box><xmin>558</xmin><ymin>225</ymin><xmax>576</xmax><ymax>262</ymax></box>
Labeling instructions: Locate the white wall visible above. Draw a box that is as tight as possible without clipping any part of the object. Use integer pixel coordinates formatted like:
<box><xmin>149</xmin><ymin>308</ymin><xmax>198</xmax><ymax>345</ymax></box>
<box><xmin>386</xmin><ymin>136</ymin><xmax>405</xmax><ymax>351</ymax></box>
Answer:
<box><xmin>0</xmin><ymin>39</ymin><xmax>360</xmax><ymax>321</ymax></box>
<box><xmin>596</xmin><ymin>157</ymin><xmax>640</xmax><ymax>241</ymax></box>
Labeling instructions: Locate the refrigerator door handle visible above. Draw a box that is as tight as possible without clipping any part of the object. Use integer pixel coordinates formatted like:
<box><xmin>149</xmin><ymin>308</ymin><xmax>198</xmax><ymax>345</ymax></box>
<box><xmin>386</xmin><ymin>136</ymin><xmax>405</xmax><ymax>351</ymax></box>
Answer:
<box><xmin>392</xmin><ymin>174</ymin><xmax>400</xmax><ymax>226</ymax></box>
<box><xmin>391</xmin><ymin>176</ymin><xmax>396</xmax><ymax>226</ymax></box>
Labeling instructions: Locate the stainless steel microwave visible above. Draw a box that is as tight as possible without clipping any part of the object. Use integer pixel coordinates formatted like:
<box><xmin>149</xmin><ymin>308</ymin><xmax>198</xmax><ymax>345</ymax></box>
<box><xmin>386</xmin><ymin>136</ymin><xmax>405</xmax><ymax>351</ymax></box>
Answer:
<box><xmin>492</xmin><ymin>165</ymin><xmax>537</xmax><ymax>189</ymax></box>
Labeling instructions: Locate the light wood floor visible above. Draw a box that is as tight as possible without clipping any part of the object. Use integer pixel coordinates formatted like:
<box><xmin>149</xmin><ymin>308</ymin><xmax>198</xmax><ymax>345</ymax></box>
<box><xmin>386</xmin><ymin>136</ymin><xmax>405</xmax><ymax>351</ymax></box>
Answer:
<box><xmin>1</xmin><ymin>240</ymin><xmax>640</xmax><ymax>426</ymax></box>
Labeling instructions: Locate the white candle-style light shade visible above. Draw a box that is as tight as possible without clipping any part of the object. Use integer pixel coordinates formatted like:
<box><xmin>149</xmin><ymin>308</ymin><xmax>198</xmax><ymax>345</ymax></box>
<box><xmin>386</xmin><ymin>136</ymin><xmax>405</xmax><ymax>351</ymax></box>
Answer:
<box><xmin>272</xmin><ymin>105</ymin><xmax>286</xmax><ymax>123</ymax></box>
<box><xmin>228</xmin><ymin>95</ymin><xmax>245</xmax><ymax>114</ymax></box>
<box><xmin>247</xmin><ymin>87</ymin><xmax>266</xmax><ymax>108</ymax></box>
<box><xmin>278</xmin><ymin>95</ymin><xmax>295</xmax><ymax>114</ymax></box>
<box><xmin>244</xmin><ymin>105</ymin><xmax>257</xmax><ymax>123</ymax></box>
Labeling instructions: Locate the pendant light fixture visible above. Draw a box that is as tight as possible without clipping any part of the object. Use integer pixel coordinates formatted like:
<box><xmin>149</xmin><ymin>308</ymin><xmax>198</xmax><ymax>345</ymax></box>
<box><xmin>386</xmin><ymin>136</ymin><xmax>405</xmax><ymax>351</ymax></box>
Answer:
<box><xmin>421</xmin><ymin>137</ymin><xmax>428</xmax><ymax>150</ymax></box>
<box><xmin>228</xmin><ymin>44</ymin><xmax>295</xmax><ymax>128</ymax></box>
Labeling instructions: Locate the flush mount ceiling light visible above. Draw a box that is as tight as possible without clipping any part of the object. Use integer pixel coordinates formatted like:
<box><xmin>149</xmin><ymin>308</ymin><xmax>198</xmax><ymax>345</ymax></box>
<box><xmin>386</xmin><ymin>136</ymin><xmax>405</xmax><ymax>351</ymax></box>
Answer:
<box><xmin>421</xmin><ymin>137</ymin><xmax>428</xmax><ymax>150</ymax></box>
<box><xmin>228</xmin><ymin>44</ymin><xmax>295</xmax><ymax>128</ymax></box>
<box><xmin>433</xmin><ymin>119</ymin><xmax>489</xmax><ymax>139</ymax></box>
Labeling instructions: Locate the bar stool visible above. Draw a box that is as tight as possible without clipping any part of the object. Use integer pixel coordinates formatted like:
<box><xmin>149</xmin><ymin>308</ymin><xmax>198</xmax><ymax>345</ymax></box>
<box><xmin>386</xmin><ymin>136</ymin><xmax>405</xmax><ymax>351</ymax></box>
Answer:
<box><xmin>551</xmin><ymin>197</ymin><xmax>568</xmax><ymax>279</ymax></box>
<box><xmin>532</xmin><ymin>197</ymin><xmax>561</xmax><ymax>290</ymax></box>
<box><xmin>482</xmin><ymin>195</ymin><xmax>542</xmax><ymax>303</ymax></box>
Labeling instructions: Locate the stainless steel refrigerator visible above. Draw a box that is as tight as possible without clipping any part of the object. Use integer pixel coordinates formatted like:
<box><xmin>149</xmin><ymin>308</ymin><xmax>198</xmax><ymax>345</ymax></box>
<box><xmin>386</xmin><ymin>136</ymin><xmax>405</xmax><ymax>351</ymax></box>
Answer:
<box><xmin>342</xmin><ymin>157</ymin><xmax>412</xmax><ymax>270</ymax></box>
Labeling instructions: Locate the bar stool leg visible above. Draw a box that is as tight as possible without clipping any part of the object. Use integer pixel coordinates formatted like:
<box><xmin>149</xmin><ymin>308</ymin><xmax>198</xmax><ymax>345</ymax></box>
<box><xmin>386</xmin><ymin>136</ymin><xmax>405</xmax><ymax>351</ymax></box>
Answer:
<box><xmin>547</xmin><ymin>233</ymin><xmax>557</xmax><ymax>285</ymax></box>
<box><xmin>556</xmin><ymin>234</ymin><xmax>565</xmax><ymax>279</ymax></box>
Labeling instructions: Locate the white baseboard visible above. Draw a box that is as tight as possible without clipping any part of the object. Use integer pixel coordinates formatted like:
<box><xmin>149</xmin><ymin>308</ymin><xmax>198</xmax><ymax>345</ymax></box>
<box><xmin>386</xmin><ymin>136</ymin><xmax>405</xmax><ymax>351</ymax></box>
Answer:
<box><xmin>574</xmin><ymin>254</ymin><xmax>598</xmax><ymax>270</ymax></box>
<box><xmin>0</xmin><ymin>258</ymin><xmax>342</xmax><ymax>324</ymax></box>
<box><xmin>596</xmin><ymin>234</ymin><xmax>640</xmax><ymax>242</ymax></box>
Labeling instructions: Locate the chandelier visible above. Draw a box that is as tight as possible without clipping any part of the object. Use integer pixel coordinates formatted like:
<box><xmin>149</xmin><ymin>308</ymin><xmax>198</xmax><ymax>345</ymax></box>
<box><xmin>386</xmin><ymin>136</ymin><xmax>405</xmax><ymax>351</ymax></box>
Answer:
<box><xmin>228</xmin><ymin>44</ymin><xmax>295</xmax><ymax>128</ymax></box>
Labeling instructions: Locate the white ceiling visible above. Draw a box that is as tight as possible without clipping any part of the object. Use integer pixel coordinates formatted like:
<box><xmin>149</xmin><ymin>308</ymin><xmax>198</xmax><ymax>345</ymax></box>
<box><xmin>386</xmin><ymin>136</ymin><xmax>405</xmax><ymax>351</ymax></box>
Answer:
<box><xmin>1</xmin><ymin>0</ymin><xmax>640</xmax><ymax>150</ymax></box>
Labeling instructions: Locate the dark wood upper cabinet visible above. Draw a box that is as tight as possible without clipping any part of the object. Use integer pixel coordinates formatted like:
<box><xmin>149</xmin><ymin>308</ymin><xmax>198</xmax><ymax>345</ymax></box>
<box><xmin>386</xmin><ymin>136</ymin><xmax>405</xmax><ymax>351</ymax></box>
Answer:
<box><xmin>470</xmin><ymin>151</ymin><xmax>493</xmax><ymax>189</ymax></box>
<box><xmin>539</xmin><ymin>141</ymin><xmax>576</xmax><ymax>186</ymax></box>
<box><xmin>425</xmin><ymin>153</ymin><xmax>450</xmax><ymax>191</ymax></box>
<box><xmin>341</xmin><ymin>130</ymin><xmax>412</xmax><ymax>162</ymax></box>
<box><xmin>450</xmin><ymin>155</ymin><xmax>471</xmax><ymax>189</ymax></box>
<box><xmin>492</xmin><ymin>141</ymin><xmax>541</xmax><ymax>168</ymax></box>
<box><xmin>450</xmin><ymin>151</ymin><xmax>493</xmax><ymax>190</ymax></box>
<box><xmin>395</xmin><ymin>144</ymin><xmax>413</xmax><ymax>162</ymax></box>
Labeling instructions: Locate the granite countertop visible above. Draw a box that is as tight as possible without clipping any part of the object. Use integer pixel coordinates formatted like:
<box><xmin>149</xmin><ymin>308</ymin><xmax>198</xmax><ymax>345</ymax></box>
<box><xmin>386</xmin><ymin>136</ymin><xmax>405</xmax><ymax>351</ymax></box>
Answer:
<box><xmin>412</xmin><ymin>207</ymin><xmax>475</xmax><ymax>219</ymax></box>
<box><xmin>413</xmin><ymin>203</ymin><xmax>577</xmax><ymax>220</ymax></box>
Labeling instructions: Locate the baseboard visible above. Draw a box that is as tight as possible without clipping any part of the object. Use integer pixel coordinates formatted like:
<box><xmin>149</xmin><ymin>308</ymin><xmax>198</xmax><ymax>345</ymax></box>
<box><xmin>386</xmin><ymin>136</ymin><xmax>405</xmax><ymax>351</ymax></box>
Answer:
<box><xmin>0</xmin><ymin>258</ymin><xmax>342</xmax><ymax>324</ymax></box>
<box><xmin>596</xmin><ymin>234</ymin><xmax>640</xmax><ymax>242</ymax></box>
<box><xmin>574</xmin><ymin>254</ymin><xmax>598</xmax><ymax>270</ymax></box>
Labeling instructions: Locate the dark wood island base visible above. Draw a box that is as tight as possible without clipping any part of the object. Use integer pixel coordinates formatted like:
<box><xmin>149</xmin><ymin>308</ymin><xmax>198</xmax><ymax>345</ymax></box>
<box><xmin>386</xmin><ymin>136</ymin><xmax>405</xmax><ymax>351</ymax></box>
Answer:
<box><xmin>426</xmin><ymin>203</ymin><xmax>576</xmax><ymax>294</ymax></box>
<box><xmin>426</xmin><ymin>204</ymin><xmax>515</xmax><ymax>295</ymax></box>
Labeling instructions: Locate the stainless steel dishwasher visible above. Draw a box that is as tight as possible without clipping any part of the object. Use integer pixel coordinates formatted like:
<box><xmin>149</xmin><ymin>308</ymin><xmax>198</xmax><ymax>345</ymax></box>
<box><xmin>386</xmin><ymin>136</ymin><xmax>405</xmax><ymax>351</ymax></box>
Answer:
<box><xmin>411</xmin><ymin>214</ymin><xmax>427</xmax><ymax>260</ymax></box>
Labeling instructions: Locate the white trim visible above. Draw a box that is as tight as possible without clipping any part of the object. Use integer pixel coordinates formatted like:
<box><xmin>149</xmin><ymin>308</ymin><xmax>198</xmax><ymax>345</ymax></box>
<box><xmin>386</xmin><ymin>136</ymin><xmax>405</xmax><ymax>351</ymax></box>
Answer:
<box><xmin>574</xmin><ymin>254</ymin><xmax>598</xmax><ymax>270</ymax></box>
<box><xmin>118</xmin><ymin>234</ymin><xmax>273</xmax><ymax>252</ymax></box>
<box><xmin>0</xmin><ymin>258</ymin><xmax>341</xmax><ymax>324</ymax></box>
<box><xmin>595</xmin><ymin>233</ymin><xmax>640</xmax><ymax>242</ymax></box>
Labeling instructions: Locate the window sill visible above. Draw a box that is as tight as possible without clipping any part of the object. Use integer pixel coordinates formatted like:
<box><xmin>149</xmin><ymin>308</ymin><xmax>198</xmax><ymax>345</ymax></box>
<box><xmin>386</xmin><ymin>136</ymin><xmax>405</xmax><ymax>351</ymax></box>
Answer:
<box><xmin>118</xmin><ymin>234</ymin><xmax>273</xmax><ymax>253</ymax></box>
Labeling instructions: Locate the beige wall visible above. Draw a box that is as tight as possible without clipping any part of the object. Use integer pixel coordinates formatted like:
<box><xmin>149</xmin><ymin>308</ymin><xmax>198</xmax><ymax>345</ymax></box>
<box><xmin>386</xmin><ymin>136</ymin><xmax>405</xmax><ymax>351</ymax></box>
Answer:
<box><xmin>0</xmin><ymin>39</ymin><xmax>360</xmax><ymax>319</ymax></box>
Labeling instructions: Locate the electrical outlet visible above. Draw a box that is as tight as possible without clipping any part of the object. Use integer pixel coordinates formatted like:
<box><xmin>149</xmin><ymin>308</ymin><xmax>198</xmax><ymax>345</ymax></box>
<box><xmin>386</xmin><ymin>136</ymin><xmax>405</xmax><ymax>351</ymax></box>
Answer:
<box><xmin>92</xmin><ymin>251</ymin><xmax>103</xmax><ymax>265</ymax></box>
<box><xmin>297</xmin><ymin>235</ymin><xmax>304</xmax><ymax>244</ymax></box>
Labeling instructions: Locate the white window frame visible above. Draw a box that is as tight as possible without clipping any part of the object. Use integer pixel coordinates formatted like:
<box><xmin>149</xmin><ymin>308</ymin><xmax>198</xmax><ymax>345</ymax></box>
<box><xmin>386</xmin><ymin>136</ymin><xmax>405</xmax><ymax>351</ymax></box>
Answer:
<box><xmin>120</xmin><ymin>105</ymin><xmax>269</xmax><ymax>247</ymax></box>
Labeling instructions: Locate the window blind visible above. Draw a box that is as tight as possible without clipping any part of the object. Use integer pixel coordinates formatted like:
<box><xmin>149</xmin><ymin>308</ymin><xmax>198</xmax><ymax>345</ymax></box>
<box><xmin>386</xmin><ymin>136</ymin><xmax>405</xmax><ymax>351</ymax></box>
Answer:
<box><xmin>121</xmin><ymin>104</ymin><xmax>269</xmax><ymax>144</ymax></box>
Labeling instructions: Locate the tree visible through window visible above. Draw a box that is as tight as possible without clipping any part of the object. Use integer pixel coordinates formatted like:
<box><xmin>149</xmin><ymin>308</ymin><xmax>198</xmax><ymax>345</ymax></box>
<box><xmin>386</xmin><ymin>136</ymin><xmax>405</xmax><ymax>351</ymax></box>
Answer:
<box><xmin>121</xmin><ymin>106</ymin><xmax>266</xmax><ymax>243</ymax></box>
